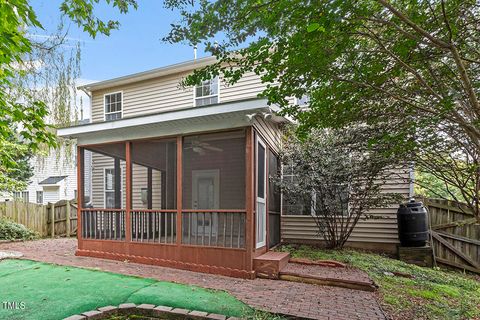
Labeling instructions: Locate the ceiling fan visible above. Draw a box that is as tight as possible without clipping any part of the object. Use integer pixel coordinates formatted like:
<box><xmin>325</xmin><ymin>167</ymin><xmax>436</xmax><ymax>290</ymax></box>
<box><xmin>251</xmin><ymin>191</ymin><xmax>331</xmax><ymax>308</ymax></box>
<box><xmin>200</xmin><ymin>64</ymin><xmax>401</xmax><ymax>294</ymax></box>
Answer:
<box><xmin>185</xmin><ymin>139</ymin><xmax>223</xmax><ymax>155</ymax></box>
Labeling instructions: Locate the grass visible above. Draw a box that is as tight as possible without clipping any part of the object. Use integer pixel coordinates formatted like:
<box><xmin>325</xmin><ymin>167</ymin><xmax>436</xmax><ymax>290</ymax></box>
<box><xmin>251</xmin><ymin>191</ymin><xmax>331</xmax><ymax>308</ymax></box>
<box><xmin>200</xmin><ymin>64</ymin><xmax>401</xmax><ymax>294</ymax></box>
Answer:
<box><xmin>0</xmin><ymin>259</ymin><xmax>252</xmax><ymax>320</ymax></box>
<box><xmin>279</xmin><ymin>244</ymin><xmax>480</xmax><ymax>320</ymax></box>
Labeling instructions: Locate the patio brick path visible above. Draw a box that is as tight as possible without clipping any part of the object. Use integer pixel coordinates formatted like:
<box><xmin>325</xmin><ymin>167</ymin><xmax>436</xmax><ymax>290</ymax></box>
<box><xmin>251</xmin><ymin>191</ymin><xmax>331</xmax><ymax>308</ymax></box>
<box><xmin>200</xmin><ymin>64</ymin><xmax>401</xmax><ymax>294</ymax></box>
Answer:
<box><xmin>0</xmin><ymin>239</ymin><xmax>386</xmax><ymax>320</ymax></box>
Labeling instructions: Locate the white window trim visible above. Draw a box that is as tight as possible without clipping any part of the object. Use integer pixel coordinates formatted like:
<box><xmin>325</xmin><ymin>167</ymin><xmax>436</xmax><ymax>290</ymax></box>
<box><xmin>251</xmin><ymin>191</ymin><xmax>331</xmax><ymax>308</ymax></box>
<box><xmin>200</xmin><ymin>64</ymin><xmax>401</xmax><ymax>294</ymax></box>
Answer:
<box><xmin>103</xmin><ymin>91</ymin><xmax>123</xmax><ymax>121</ymax></box>
<box><xmin>193</xmin><ymin>76</ymin><xmax>220</xmax><ymax>107</ymax></box>
<box><xmin>255</xmin><ymin>136</ymin><xmax>267</xmax><ymax>249</ymax></box>
<box><xmin>103</xmin><ymin>167</ymin><xmax>122</xmax><ymax>208</ymax></box>
<box><xmin>36</xmin><ymin>190</ymin><xmax>43</xmax><ymax>204</ymax></box>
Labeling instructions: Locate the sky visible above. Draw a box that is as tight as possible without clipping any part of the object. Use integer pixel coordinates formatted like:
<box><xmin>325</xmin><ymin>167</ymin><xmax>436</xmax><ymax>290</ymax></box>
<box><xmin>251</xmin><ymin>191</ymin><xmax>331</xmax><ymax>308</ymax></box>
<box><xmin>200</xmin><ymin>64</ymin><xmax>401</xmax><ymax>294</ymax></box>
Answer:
<box><xmin>31</xmin><ymin>1</ymin><xmax>208</xmax><ymax>83</ymax></box>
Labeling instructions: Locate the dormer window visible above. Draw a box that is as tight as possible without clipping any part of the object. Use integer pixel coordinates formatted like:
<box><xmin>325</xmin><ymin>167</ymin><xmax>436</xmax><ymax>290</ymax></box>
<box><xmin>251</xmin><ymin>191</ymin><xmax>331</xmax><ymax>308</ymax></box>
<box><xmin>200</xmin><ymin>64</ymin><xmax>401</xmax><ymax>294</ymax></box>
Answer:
<box><xmin>194</xmin><ymin>77</ymin><xmax>219</xmax><ymax>107</ymax></box>
<box><xmin>104</xmin><ymin>92</ymin><xmax>122</xmax><ymax>121</ymax></box>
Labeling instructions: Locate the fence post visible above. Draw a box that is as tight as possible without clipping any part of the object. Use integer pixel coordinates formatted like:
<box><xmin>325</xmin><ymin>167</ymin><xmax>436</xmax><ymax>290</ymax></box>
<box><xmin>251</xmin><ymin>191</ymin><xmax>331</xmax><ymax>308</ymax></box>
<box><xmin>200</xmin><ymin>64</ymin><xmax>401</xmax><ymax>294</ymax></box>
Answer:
<box><xmin>50</xmin><ymin>202</ymin><xmax>55</xmax><ymax>238</ymax></box>
<box><xmin>66</xmin><ymin>200</ymin><xmax>71</xmax><ymax>237</ymax></box>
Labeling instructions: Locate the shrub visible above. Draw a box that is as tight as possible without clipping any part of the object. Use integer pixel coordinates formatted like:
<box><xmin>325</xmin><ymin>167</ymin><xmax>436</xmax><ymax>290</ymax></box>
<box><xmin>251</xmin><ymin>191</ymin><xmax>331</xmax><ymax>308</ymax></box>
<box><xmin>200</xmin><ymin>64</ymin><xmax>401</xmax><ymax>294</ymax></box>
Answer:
<box><xmin>0</xmin><ymin>218</ymin><xmax>38</xmax><ymax>241</ymax></box>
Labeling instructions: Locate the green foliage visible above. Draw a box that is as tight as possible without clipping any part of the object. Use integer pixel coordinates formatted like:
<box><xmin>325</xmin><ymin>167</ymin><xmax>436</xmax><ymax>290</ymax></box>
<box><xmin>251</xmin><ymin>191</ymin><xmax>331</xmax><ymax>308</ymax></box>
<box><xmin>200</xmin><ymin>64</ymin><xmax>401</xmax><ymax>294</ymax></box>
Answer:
<box><xmin>0</xmin><ymin>218</ymin><xmax>38</xmax><ymax>241</ymax></box>
<box><xmin>0</xmin><ymin>0</ymin><xmax>56</xmax><ymax>191</ymax></box>
<box><xmin>280</xmin><ymin>244</ymin><xmax>480</xmax><ymax>320</ymax></box>
<box><xmin>414</xmin><ymin>170</ymin><xmax>464</xmax><ymax>200</ymax></box>
<box><xmin>0</xmin><ymin>0</ymin><xmax>133</xmax><ymax>191</ymax></box>
<box><xmin>278</xmin><ymin>126</ymin><xmax>404</xmax><ymax>248</ymax></box>
<box><xmin>60</xmin><ymin>0</ymin><xmax>138</xmax><ymax>38</ymax></box>
<box><xmin>163</xmin><ymin>0</ymin><xmax>480</xmax><ymax>222</ymax></box>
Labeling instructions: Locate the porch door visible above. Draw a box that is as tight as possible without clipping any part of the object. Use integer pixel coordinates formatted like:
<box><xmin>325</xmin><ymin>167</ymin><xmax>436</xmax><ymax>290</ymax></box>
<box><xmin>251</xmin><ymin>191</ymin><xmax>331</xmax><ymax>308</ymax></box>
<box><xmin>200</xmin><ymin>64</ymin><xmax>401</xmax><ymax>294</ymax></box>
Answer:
<box><xmin>256</xmin><ymin>137</ymin><xmax>267</xmax><ymax>248</ymax></box>
<box><xmin>192</xmin><ymin>169</ymin><xmax>219</xmax><ymax>236</ymax></box>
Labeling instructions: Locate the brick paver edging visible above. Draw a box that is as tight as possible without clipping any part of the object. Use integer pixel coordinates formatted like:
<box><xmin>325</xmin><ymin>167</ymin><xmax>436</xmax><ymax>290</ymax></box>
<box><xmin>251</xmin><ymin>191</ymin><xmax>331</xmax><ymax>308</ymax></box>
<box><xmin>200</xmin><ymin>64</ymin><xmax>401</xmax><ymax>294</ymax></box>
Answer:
<box><xmin>63</xmin><ymin>303</ymin><xmax>241</xmax><ymax>320</ymax></box>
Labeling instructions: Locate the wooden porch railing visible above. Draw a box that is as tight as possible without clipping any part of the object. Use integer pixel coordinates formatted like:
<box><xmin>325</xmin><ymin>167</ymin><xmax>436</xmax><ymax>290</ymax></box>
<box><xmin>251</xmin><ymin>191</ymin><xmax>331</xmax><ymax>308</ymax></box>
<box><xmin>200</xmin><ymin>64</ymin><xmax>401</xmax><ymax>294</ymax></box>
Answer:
<box><xmin>81</xmin><ymin>209</ymin><xmax>126</xmax><ymax>240</ymax></box>
<box><xmin>131</xmin><ymin>210</ymin><xmax>176</xmax><ymax>244</ymax></box>
<box><xmin>80</xmin><ymin>208</ymin><xmax>246</xmax><ymax>249</ymax></box>
<box><xmin>181</xmin><ymin>210</ymin><xmax>246</xmax><ymax>248</ymax></box>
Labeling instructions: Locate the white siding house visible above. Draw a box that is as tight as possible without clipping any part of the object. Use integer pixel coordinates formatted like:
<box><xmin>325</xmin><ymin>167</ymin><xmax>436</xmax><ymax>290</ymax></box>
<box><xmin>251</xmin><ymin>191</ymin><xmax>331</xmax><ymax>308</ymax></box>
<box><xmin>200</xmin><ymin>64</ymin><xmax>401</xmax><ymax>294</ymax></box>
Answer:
<box><xmin>2</xmin><ymin>120</ymin><xmax>92</xmax><ymax>205</ymax></box>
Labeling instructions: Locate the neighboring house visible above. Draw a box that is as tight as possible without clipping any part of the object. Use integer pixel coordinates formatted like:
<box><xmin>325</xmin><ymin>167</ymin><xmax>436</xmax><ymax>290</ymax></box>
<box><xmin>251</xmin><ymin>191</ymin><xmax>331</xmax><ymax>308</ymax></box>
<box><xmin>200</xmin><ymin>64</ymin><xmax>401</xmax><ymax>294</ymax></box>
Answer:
<box><xmin>57</xmin><ymin>56</ymin><xmax>411</xmax><ymax>278</ymax></box>
<box><xmin>1</xmin><ymin>120</ymin><xmax>91</xmax><ymax>205</ymax></box>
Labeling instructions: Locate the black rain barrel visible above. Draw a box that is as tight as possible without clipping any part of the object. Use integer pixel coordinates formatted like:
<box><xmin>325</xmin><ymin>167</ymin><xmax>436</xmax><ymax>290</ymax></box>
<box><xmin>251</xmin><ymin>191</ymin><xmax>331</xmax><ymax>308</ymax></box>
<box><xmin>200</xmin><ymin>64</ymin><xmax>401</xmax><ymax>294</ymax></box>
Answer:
<box><xmin>397</xmin><ymin>199</ymin><xmax>428</xmax><ymax>247</ymax></box>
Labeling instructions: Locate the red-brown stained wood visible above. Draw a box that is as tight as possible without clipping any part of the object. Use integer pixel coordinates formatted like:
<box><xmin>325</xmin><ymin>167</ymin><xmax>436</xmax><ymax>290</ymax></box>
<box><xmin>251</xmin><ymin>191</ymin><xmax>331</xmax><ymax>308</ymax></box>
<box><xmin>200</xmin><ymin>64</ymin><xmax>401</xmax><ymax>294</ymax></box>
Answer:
<box><xmin>76</xmin><ymin>239</ymin><xmax>254</xmax><ymax>278</ymax></box>
<box><xmin>176</xmin><ymin>136</ymin><xmax>182</xmax><ymax>245</ymax></box>
<box><xmin>245</xmin><ymin>127</ymin><xmax>254</xmax><ymax>272</ymax></box>
<box><xmin>253</xmin><ymin>251</ymin><xmax>290</xmax><ymax>279</ymax></box>
<box><xmin>75</xmin><ymin>127</ymin><xmax>268</xmax><ymax>279</ymax></box>
<box><xmin>77</xmin><ymin>147</ymin><xmax>84</xmax><ymax>240</ymax></box>
<box><xmin>126</xmin><ymin>141</ymin><xmax>132</xmax><ymax>242</ymax></box>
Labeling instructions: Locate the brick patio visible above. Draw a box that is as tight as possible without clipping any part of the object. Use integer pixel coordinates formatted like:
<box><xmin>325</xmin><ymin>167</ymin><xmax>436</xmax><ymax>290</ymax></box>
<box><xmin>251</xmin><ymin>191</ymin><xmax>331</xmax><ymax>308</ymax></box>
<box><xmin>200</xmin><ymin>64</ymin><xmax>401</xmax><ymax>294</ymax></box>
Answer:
<box><xmin>0</xmin><ymin>239</ymin><xmax>386</xmax><ymax>320</ymax></box>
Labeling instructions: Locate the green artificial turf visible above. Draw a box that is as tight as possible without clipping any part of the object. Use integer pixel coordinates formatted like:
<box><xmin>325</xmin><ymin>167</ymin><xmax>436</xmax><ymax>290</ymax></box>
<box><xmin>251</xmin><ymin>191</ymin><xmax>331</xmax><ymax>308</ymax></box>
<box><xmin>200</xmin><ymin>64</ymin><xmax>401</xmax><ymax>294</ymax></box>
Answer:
<box><xmin>0</xmin><ymin>259</ymin><xmax>250</xmax><ymax>320</ymax></box>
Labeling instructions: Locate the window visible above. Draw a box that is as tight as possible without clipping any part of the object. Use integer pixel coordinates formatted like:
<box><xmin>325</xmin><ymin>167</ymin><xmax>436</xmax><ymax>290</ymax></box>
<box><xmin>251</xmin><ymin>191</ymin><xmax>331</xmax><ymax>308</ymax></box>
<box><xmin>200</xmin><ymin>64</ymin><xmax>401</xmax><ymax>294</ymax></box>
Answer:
<box><xmin>36</xmin><ymin>191</ymin><xmax>43</xmax><ymax>204</ymax></box>
<box><xmin>104</xmin><ymin>92</ymin><xmax>122</xmax><ymax>121</ymax></box>
<box><xmin>281</xmin><ymin>163</ymin><xmax>349</xmax><ymax>216</ymax></box>
<box><xmin>13</xmin><ymin>191</ymin><xmax>29</xmax><ymax>202</ymax></box>
<box><xmin>194</xmin><ymin>77</ymin><xmax>219</xmax><ymax>107</ymax></box>
<box><xmin>104</xmin><ymin>168</ymin><xmax>116</xmax><ymax>208</ymax></box>
<box><xmin>281</xmin><ymin>165</ymin><xmax>312</xmax><ymax>215</ymax></box>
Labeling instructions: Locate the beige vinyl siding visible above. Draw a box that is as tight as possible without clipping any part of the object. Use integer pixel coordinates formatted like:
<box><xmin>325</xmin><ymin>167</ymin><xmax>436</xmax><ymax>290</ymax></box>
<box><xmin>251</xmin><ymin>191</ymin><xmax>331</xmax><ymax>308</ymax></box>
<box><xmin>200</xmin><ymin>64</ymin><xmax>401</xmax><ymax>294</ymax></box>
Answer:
<box><xmin>91</xmin><ymin>154</ymin><xmax>126</xmax><ymax>208</ymax></box>
<box><xmin>131</xmin><ymin>164</ymin><xmax>162</xmax><ymax>209</ymax></box>
<box><xmin>91</xmin><ymin>71</ymin><xmax>266</xmax><ymax>123</ymax></box>
<box><xmin>220</xmin><ymin>71</ymin><xmax>265</xmax><ymax>103</ymax></box>
<box><xmin>253</xmin><ymin>116</ymin><xmax>282</xmax><ymax>153</ymax></box>
<box><xmin>281</xmin><ymin>169</ymin><xmax>411</xmax><ymax>245</ymax></box>
<box><xmin>91</xmin><ymin>71</ymin><xmax>194</xmax><ymax>123</ymax></box>
<box><xmin>90</xmin><ymin>154</ymin><xmax>164</xmax><ymax>209</ymax></box>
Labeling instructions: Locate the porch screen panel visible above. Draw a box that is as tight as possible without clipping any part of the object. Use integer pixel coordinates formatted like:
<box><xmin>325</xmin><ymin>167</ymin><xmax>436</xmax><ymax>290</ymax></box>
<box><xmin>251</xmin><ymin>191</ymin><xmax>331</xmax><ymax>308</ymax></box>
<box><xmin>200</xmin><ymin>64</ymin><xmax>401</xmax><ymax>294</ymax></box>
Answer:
<box><xmin>182</xmin><ymin>130</ymin><xmax>246</xmax><ymax>248</ymax></box>
<box><xmin>268</xmin><ymin>150</ymin><xmax>281</xmax><ymax>247</ymax></box>
<box><xmin>81</xmin><ymin>143</ymin><xmax>126</xmax><ymax>240</ymax></box>
<box><xmin>131</xmin><ymin>139</ymin><xmax>177</xmax><ymax>243</ymax></box>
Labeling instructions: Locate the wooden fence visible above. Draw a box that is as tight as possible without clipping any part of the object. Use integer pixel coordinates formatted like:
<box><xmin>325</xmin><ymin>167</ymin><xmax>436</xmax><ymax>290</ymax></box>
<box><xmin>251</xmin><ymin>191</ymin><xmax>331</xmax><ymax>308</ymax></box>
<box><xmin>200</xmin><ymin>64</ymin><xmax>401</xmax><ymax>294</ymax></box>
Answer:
<box><xmin>0</xmin><ymin>201</ymin><xmax>48</xmax><ymax>236</ymax></box>
<box><xmin>424</xmin><ymin>198</ymin><xmax>480</xmax><ymax>273</ymax></box>
<box><xmin>47</xmin><ymin>200</ymin><xmax>78</xmax><ymax>237</ymax></box>
<box><xmin>0</xmin><ymin>200</ymin><xmax>77</xmax><ymax>238</ymax></box>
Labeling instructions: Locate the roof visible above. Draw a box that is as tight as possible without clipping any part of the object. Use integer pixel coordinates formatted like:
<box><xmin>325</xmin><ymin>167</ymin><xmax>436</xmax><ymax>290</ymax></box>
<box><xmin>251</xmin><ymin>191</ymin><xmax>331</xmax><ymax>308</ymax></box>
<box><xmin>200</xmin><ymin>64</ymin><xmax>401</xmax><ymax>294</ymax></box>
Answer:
<box><xmin>39</xmin><ymin>176</ymin><xmax>68</xmax><ymax>185</ymax></box>
<box><xmin>78</xmin><ymin>56</ymin><xmax>216</xmax><ymax>92</ymax></box>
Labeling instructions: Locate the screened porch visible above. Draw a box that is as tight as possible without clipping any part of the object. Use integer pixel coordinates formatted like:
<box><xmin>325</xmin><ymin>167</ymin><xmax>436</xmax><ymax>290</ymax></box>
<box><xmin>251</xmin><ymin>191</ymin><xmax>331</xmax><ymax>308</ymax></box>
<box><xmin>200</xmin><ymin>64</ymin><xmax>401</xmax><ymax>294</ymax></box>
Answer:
<box><xmin>78</xmin><ymin>130</ymin><xmax>248</xmax><ymax>249</ymax></box>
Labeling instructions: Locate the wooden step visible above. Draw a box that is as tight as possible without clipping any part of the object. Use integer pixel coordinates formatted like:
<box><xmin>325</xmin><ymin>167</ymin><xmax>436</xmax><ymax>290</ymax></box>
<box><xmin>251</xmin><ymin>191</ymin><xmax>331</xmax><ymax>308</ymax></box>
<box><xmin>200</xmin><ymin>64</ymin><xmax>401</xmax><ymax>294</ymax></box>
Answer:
<box><xmin>253</xmin><ymin>251</ymin><xmax>290</xmax><ymax>279</ymax></box>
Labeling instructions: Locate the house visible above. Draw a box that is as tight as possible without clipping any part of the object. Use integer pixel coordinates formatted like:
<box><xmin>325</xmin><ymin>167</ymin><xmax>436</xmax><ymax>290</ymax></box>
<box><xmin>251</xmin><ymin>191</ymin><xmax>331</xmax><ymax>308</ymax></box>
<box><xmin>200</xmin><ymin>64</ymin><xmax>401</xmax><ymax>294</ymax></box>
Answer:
<box><xmin>57</xmin><ymin>56</ymin><xmax>411</xmax><ymax>278</ymax></box>
<box><xmin>1</xmin><ymin>135</ymin><xmax>88</xmax><ymax>205</ymax></box>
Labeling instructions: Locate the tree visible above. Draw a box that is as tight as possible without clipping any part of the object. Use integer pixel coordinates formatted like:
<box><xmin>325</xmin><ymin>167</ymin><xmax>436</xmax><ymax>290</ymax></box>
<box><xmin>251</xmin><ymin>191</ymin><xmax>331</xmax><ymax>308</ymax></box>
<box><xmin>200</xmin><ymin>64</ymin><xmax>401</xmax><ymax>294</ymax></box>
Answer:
<box><xmin>414</xmin><ymin>170</ymin><xmax>463</xmax><ymax>200</ymax></box>
<box><xmin>279</xmin><ymin>126</ymin><xmax>402</xmax><ymax>249</ymax></box>
<box><xmin>163</xmin><ymin>0</ymin><xmax>480</xmax><ymax>222</ymax></box>
<box><xmin>0</xmin><ymin>0</ymin><xmax>137</xmax><ymax>191</ymax></box>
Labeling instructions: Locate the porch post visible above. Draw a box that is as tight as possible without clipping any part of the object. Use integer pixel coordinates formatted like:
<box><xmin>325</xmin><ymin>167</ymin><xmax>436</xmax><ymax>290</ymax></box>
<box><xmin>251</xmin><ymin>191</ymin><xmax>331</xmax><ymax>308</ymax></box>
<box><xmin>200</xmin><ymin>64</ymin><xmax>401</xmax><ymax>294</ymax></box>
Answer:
<box><xmin>114</xmin><ymin>158</ymin><xmax>121</xmax><ymax>209</ymax></box>
<box><xmin>245</xmin><ymin>127</ymin><xmax>254</xmax><ymax>273</ymax></box>
<box><xmin>77</xmin><ymin>146</ymin><xmax>84</xmax><ymax>240</ymax></box>
<box><xmin>126</xmin><ymin>141</ymin><xmax>132</xmax><ymax>242</ymax></box>
<box><xmin>176</xmin><ymin>136</ymin><xmax>183</xmax><ymax>245</ymax></box>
